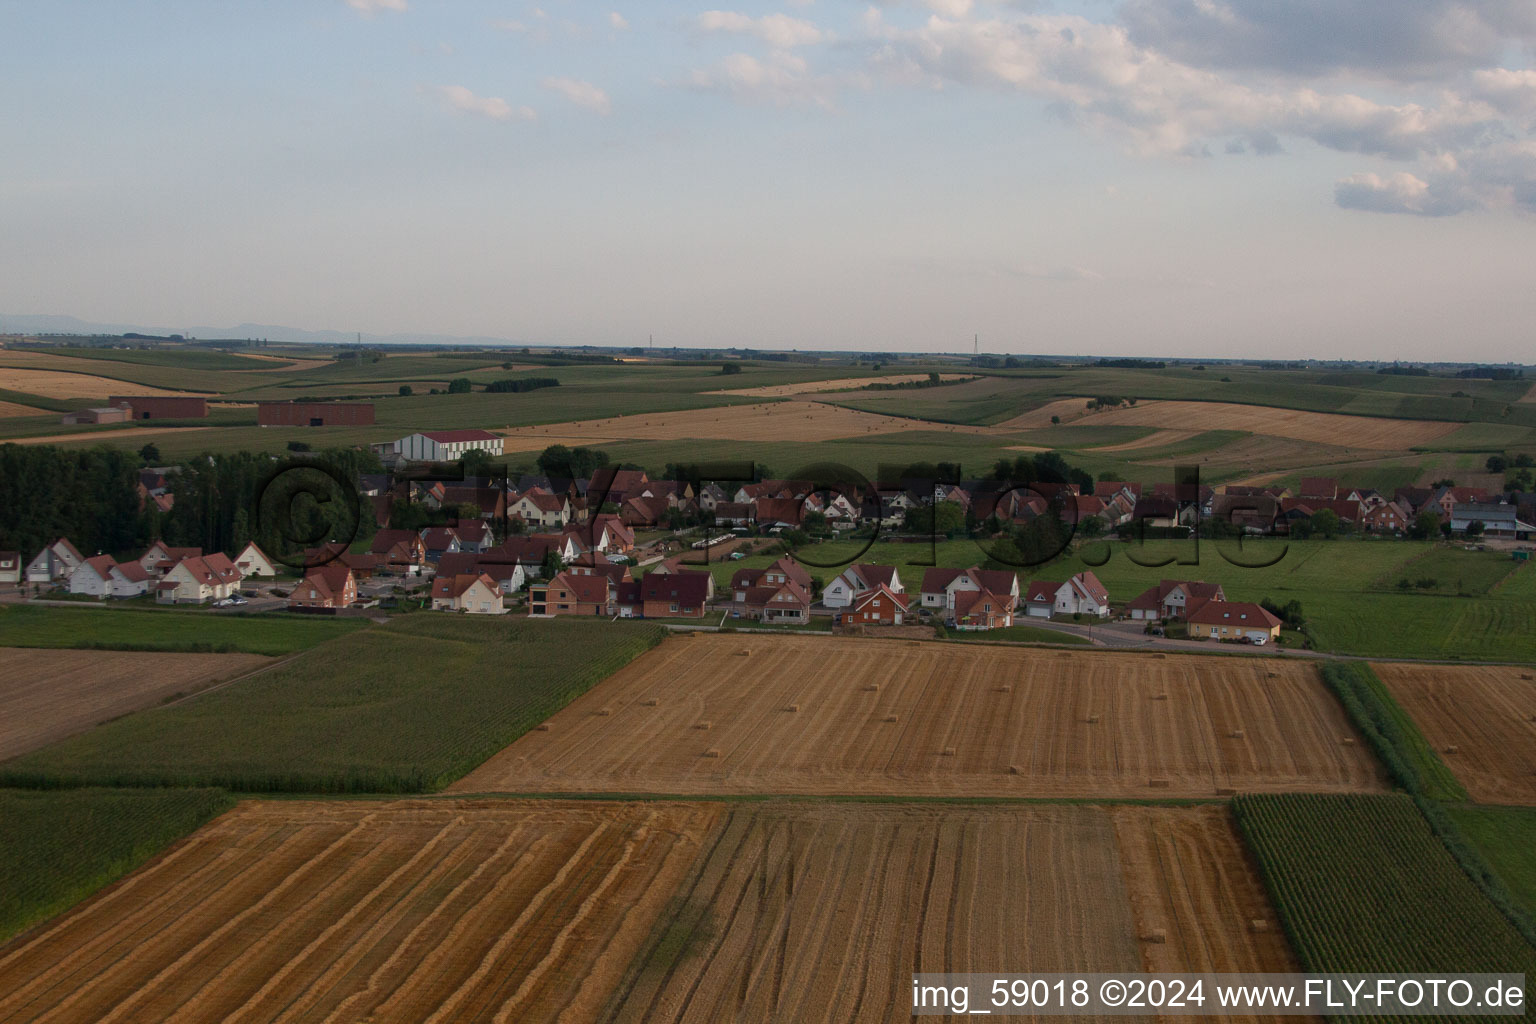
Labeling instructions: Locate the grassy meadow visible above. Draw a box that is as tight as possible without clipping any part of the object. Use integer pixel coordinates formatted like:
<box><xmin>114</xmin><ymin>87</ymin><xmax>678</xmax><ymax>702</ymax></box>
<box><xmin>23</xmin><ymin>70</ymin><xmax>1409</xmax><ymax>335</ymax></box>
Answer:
<box><xmin>0</xmin><ymin>605</ymin><xmax>367</xmax><ymax>656</ymax></box>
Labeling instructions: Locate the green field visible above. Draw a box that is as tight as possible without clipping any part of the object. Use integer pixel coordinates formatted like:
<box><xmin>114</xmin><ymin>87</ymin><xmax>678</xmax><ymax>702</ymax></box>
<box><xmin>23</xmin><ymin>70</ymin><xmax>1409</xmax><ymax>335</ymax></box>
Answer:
<box><xmin>0</xmin><ymin>616</ymin><xmax>665</xmax><ymax>793</ymax></box>
<box><xmin>1371</xmin><ymin>546</ymin><xmax>1522</xmax><ymax>596</ymax></box>
<box><xmin>1235</xmin><ymin>794</ymin><xmax>1536</xmax><ymax>991</ymax></box>
<box><xmin>0</xmin><ymin>605</ymin><xmax>366</xmax><ymax>656</ymax></box>
<box><xmin>1445</xmin><ymin>806</ymin><xmax>1536</xmax><ymax>919</ymax></box>
<box><xmin>0</xmin><ymin>787</ymin><xmax>233</xmax><ymax>944</ymax></box>
<box><xmin>1319</xmin><ymin>663</ymin><xmax>1468</xmax><ymax>801</ymax></box>
<box><xmin>48</xmin><ymin>346</ymin><xmax>280</xmax><ymax>371</ymax></box>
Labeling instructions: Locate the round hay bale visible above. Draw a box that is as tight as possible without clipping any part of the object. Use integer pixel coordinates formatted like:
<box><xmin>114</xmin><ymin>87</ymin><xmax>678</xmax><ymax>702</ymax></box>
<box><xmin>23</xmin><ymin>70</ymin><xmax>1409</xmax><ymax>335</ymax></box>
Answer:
<box><xmin>1443</xmin><ymin>744</ymin><xmax>1460</xmax><ymax>754</ymax></box>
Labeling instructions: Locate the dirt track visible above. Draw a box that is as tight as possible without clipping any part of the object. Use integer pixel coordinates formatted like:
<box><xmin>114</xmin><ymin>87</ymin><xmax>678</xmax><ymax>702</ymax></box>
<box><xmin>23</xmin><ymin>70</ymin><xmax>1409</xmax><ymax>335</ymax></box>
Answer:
<box><xmin>0</xmin><ymin>649</ymin><xmax>271</xmax><ymax>760</ymax></box>
<box><xmin>602</xmin><ymin>803</ymin><xmax>1301</xmax><ymax>1024</ymax></box>
<box><xmin>452</xmin><ymin>635</ymin><xmax>1387</xmax><ymax>798</ymax></box>
<box><xmin>1373</xmin><ymin>663</ymin><xmax>1536</xmax><ymax>804</ymax></box>
<box><xmin>0</xmin><ymin>799</ymin><xmax>719</xmax><ymax>1024</ymax></box>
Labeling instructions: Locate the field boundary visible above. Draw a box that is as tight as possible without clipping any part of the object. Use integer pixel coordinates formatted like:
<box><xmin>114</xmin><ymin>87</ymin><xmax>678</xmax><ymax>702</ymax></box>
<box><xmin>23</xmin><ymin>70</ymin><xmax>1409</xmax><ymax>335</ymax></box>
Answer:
<box><xmin>1319</xmin><ymin>662</ymin><xmax>1468</xmax><ymax>800</ymax></box>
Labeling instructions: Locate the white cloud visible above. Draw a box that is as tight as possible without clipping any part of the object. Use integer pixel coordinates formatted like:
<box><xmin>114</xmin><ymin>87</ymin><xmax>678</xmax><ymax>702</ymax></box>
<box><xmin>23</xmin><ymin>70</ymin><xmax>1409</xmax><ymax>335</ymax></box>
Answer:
<box><xmin>541</xmin><ymin>77</ymin><xmax>613</xmax><ymax>115</ymax></box>
<box><xmin>696</xmin><ymin>11</ymin><xmax>826</xmax><ymax>48</ymax></box>
<box><xmin>436</xmin><ymin>85</ymin><xmax>536</xmax><ymax>122</ymax></box>
<box><xmin>345</xmin><ymin>0</ymin><xmax>407</xmax><ymax>13</ymax></box>
<box><xmin>686</xmin><ymin>50</ymin><xmax>849</xmax><ymax>107</ymax></box>
<box><xmin>609</xmin><ymin>11</ymin><xmax>629</xmax><ymax>30</ymax></box>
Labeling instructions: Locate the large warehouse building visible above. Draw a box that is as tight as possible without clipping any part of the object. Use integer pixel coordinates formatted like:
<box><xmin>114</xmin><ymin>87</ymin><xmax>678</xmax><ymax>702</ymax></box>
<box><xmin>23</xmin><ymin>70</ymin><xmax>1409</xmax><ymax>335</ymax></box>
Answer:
<box><xmin>257</xmin><ymin>402</ymin><xmax>376</xmax><ymax>427</ymax></box>
<box><xmin>109</xmin><ymin>396</ymin><xmax>208</xmax><ymax>419</ymax></box>
<box><xmin>393</xmin><ymin>429</ymin><xmax>504</xmax><ymax>462</ymax></box>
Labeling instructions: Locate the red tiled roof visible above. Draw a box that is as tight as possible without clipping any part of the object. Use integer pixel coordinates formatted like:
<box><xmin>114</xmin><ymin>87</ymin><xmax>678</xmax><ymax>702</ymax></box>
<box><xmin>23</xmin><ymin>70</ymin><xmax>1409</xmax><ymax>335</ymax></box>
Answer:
<box><xmin>112</xmin><ymin>561</ymin><xmax>149</xmax><ymax>582</ymax></box>
<box><xmin>422</xmin><ymin>429</ymin><xmax>500</xmax><ymax>443</ymax></box>
<box><xmin>1186</xmin><ymin>601</ymin><xmax>1281</xmax><ymax>629</ymax></box>
<box><xmin>1024</xmin><ymin>580</ymin><xmax>1061</xmax><ymax>603</ymax></box>
<box><xmin>640</xmin><ymin>569</ymin><xmax>711</xmax><ymax>605</ymax></box>
<box><xmin>433</xmin><ymin>572</ymin><xmax>496</xmax><ymax>600</ymax></box>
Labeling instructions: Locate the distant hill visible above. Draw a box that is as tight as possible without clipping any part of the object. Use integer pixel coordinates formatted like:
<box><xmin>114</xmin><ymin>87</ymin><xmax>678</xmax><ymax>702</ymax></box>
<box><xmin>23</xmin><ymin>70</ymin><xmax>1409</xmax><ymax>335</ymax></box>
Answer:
<box><xmin>0</xmin><ymin>313</ymin><xmax>525</xmax><ymax>349</ymax></box>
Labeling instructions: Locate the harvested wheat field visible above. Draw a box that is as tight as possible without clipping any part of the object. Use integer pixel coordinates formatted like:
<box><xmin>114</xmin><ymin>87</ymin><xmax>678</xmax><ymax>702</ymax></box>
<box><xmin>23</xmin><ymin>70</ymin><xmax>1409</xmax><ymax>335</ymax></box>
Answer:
<box><xmin>0</xmin><ymin>401</ymin><xmax>45</xmax><ymax>418</ymax></box>
<box><xmin>992</xmin><ymin>397</ymin><xmax>1097</xmax><ymax>431</ymax></box>
<box><xmin>0</xmin><ymin>368</ymin><xmax>212</xmax><ymax>400</ymax></box>
<box><xmin>0</xmin><ymin>799</ymin><xmax>719</xmax><ymax>1024</ymax></box>
<box><xmin>498</xmin><ymin>402</ymin><xmax>989</xmax><ymax>449</ymax></box>
<box><xmin>706</xmin><ymin>373</ymin><xmax>976</xmax><ymax>397</ymax></box>
<box><xmin>1066</xmin><ymin>400</ymin><xmax>1458</xmax><ymax>449</ymax></box>
<box><xmin>1086</xmin><ymin>428</ymin><xmax>1200</xmax><ymax>453</ymax></box>
<box><xmin>1373</xmin><ymin>663</ymin><xmax>1536</xmax><ymax>804</ymax></box>
<box><xmin>0</xmin><ymin>649</ymin><xmax>271</xmax><ymax>760</ymax></box>
<box><xmin>600</xmin><ymin>803</ymin><xmax>1300</xmax><ymax>1024</ymax></box>
<box><xmin>452</xmin><ymin>635</ymin><xmax>1386</xmax><ymax>798</ymax></box>
<box><xmin>8</xmin><ymin>426</ymin><xmax>210</xmax><ymax>446</ymax></box>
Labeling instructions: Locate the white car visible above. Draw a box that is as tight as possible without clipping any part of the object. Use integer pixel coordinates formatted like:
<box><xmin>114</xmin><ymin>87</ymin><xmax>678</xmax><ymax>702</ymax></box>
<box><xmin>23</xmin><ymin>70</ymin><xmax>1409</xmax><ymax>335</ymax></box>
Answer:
<box><xmin>1251</xmin><ymin>635</ymin><xmax>1267</xmax><ymax>646</ymax></box>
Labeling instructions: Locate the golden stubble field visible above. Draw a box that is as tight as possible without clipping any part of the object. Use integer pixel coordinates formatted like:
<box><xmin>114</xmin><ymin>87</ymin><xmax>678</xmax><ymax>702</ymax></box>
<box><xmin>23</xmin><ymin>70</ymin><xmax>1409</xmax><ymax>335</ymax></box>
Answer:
<box><xmin>0</xmin><ymin>800</ymin><xmax>720</xmax><ymax>1024</ymax></box>
<box><xmin>452</xmin><ymin>635</ymin><xmax>1387</xmax><ymax>798</ymax></box>
<box><xmin>0</xmin><ymin>366</ymin><xmax>211</xmax><ymax>400</ymax></box>
<box><xmin>1055</xmin><ymin>400</ymin><xmax>1459</xmax><ymax>449</ymax></box>
<box><xmin>1373</xmin><ymin>663</ymin><xmax>1536</xmax><ymax>804</ymax></box>
<box><xmin>0</xmin><ymin>649</ymin><xmax>271</xmax><ymax>760</ymax></box>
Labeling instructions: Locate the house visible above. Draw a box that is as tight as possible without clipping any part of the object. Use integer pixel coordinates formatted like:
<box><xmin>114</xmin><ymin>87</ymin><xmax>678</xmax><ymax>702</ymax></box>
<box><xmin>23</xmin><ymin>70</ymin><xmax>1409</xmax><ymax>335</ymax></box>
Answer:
<box><xmin>739</xmin><ymin>579</ymin><xmax>812</xmax><ymax>624</ymax></box>
<box><xmin>589</xmin><ymin>514</ymin><xmax>634</xmax><ymax>554</ymax></box>
<box><xmin>288</xmin><ymin>563</ymin><xmax>357</xmax><ymax>610</ymax></box>
<box><xmin>1022</xmin><ymin>572</ymin><xmax>1110</xmax><ymax>618</ymax></box>
<box><xmin>697</xmin><ymin>483</ymin><xmax>729</xmax><ymax>512</ymax></box>
<box><xmin>25</xmin><ymin>537</ymin><xmax>84</xmax><ymax>583</ymax></box>
<box><xmin>1210</xmin><ymin>493</ymin><xmax>1281</xmax><ymax>534</ymax></box>
<box><xmin>234</xmin><ymin>541</ymin><xmax>278</xmax><ymax>577</ymax></box>
<box><xmin>431</xmin><ymin>572</ymin><xmax>506</xmax><ymax>614</ymax></box>
<box><xmin>158</xmin><ymin>554</ymin><xmax>243</xmax><ymax>604</ymax></box>
<box><xmin>713</xmin><ymin>502</ymin><xmax>754</xmax><ymax>528</ymax></box>
<box><xmin>370</xmin><ymin>530</ymin><xmax>428</xmax><ymax>574</ymax></box>
<box><xmin>620</xmin><ymin>495</ymin><xmax>671</xmax><ymax>529</ymax></box>
<box><xmin>848</xmin><ymin>583</ymin><xmax>908</xmax><ymax>625</ymax></box>
<box><xmin>951</xmin><ymin>587</ymin><xmax>1014</xmax><ymax>630</ymax></box>
<box><xmin>918</xmin><ymin>567</ymin><xmax>1019</xmax><ymax>616</ymax></box>
<box><xmin>1434</xmin><ymin>486</ymin><xmax>1492</xmax><ymax>521</ymax></box>
<box><xmin>753</xmin><ymin>497</ymin><xmax>804</xmax><ymax>530</ymax></box>
<box><xmin>138</xmin><ymin>541</ymin><xmax>202</xmax><ymax>576</ymax></box>
<box><xmin>68</xmin><ymin>555</ymin><xmax>117</xmax><ymax>598</ymax></box>
<box><xmin>435</xmin><ymin>551</ymin><xmax>527</xmax><ymax>595</ymax></box>
<box><xmin>1362</xmin><ymin>501</ymin><xmax>1411</xmax><ymax>534</ymax></box>
<box><xmin>0</xmin><ymin>551</ymin><xmax>21</xmax><ymax>585</ymax></box>
<box><xmin>1130</xmin><ymin>496</ymin><xmax>1182</xmax><ymax>529</ymax></box>
<box><xmin>510</xmin><ymin>489</ymin><xmax>571</xmax><ymax>529</ymax></box>
<box><xmin>730</xmin><ymin>557</ymin><xmax>813</xmax><ymax>600</ymax></box>
<box><xmin>823</xmin><ymin>564</ymin><xmax>903</xmax><ymax>609</ymax></box>
<box><xmin>488</xmin><ymin>535</ymin><xmax>571</xmax><ymax>578</ymax></box>
<box><xmin>528</xmin><ymin>571</ymin><xmax>615</xmax><ymax>616</ymax></box>
<box><xmin>393</xmin><ymin>429</ymin><xmax>504</xmax><ymax>462</ymax></box>
<box><xmin>108</xmin><ymin>560</ymin><xmax>150</xmax><ymax>598</ymax></box>
<box><xmin>588</xmin><ymin>467</ymin><xmax>650</xmax><ymax>507</ymax></box>
<box><xmin>1186</xmin><ymin>601</ymin><xmax>1282</xmax><ymax>642</ymax></box>
<box><xmin>441</xmin><ymin>486</ymin><xmax>506</xmax><ymax>521</ymax></box>
<box><xmin>1124</xmin><ymin>580</ymin><xmax>1226</xmax><ymax>621</ymax></box>
<box><xmin>1298</xmin><ymin>477</ymin><xmax>1338</xmax><ymax>501</ymax></box>
<box><xmin>420</xmin><ymin>526</ymin><xmax>463</xmax><ymax>563</ymax></box>
<box><xmin>451</xmin><ymin>518</ymin><xmax>495</xmax><ymax>553</ymax></box>
<box><xmin>1451</xmin><ymin>502</ymin><xmax>1535</xmax><ymax>538</ymax></box>
<box><xmin>638</xmin><ymin>569</ymin><xmax>713</xmax><ymax>617</ymax></box>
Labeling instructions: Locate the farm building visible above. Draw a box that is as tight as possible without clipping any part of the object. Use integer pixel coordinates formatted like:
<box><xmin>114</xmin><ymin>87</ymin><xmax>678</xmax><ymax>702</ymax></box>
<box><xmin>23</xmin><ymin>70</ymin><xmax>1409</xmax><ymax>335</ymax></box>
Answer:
<box><xmin>431</xmin><ymin>572</ymin><xmax>505</xmax><ymax>614</ymax></box>
<box><xmin>288</xmin><ymin>564</ymin><xmax>357</xmax><ymax>610</ymax></box>
<box><xmin>60</xmin><ymin>406</ymin><xmax>129</xmax><ymax>425</ymax></box>
<box><xmin>393</xmin><ymin>429</ymin><xmax>504</xmax><ymax>462</ymax></box>
<box><xmin>109</xmin><ymin>396</ymin><xmax>208</xmax><ymax>419</ymax></box>
<box><xmin>257</xmin><ymin>402</ymin><xmax>376</xmax><ymax>427</ymax></box>
<box><xmin>1451</xmin><ymin>502</ymin><xmax>1535</xmax><ymax>539</ymax></box>
<box><xmin>1186</xmin><ymin>601</ymin><xmax>1281</xmax><ymax>642</ymax></box>
<box><xmin>0</xmin><ymin>551</ymin><xmax>20</xmax><ymax>584</ymax></box>
<box><xmin>823</xmin><ymin>564</ymin><xmax>904</xmax><ymax>609</ymax></box>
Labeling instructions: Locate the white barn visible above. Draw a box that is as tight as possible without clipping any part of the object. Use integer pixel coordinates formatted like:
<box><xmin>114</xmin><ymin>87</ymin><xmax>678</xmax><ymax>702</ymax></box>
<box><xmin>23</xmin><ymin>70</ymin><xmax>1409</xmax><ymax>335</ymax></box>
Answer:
<box><xmin>393</xmin><ymin>429</ymin><xmax>504</xmax><ymax>463</ymax></box>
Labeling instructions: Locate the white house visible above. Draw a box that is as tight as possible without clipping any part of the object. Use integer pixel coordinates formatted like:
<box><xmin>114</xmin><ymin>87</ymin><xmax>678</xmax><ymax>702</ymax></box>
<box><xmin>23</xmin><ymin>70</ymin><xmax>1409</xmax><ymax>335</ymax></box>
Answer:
<box><xmin>822</xmin><ymin>564</ymin><xmax>903</xmax><ymax>609</ymax></box>
<box><xmin>0</xmin><ymin>550</ymin><xmax>21</xmax><ymax>584</ymax></box>
<box><xmin>68</xmin><ymin>555</ymin><xmax>117</xmax><ymax>598</ymax></box>
<box><xmin>234</xmin><ymin>541</ymin><xmax>278</xmax><ymax>577</ymax></box>
<box><xmin>108</xmin><ymin>560</ymin><xmax>151</xmax><ymax>598</ymax></box>
<box><xmin>431</xmin><ymin>572</ymin><xmax>506</xmax><ymax>614</ymax></box>
<box><xmin>393</xmin><ymin>429</ymin><xmax>504</xmax><ymax>463</ymax></box>
<box><xmin>919</xmin><ymin>567</ymin><xmax>1020</xmax><ymax>615</ymax></box>
<box><xmin>1022</xmin><ymin>571</ymin><xmax>1111</xmax><ymax>618</ymax></box>
<box><xmin>509</xmin><ymin>489</ymin><xmax>570</xmax><ymax>529</ymax></box>
<box><xmin>26</xmin><ymin>537</ymin><xmax>84</xmax><ymax>584</ymax></box>
<box><xmin>156</xmin><ymin>554</ymin><xmax>243</xmax><ymax>604</ymax></box>
<box><xmin>138</xmin><ymin>541</ymin><xmax>202</xmax><ymax>576</ymax></box>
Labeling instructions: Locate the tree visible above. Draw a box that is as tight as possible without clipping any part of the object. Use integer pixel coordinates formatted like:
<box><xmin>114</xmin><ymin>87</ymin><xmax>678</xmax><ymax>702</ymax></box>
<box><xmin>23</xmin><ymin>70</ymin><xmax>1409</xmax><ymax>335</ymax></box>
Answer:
<box><xmin>447</xmin><ymin>378</ymin><xmax>472</xmax><ymax>394</ymax></box>
<box><xmin>139</xmin><ymin>443</ymin><xmax>161</xmax><ymax>464</ymax></box>
<box><xmin>288</xmin><ymin>441</ymin><xmax>310</xmax><ymax>452</ymax></box>
<box><xmin>399</xmin><ymin>385</ymin><xmax>413</xmax><ymax>396</ymax></box>
<box><xmin>460</xmin><ymin>448</ymin><xmax>493</xmax><ymax>475</ymax></box>
<box><xmin>904</xmin><ymin>500</ymin><xmax>965</xmax><ymax>536</ymax></box>
<box><xmin>1408</xmin><ymin>509</ymin><xmax>1441</xmax><ymax>540</ymax></box>
<box><xmin>539</xmin><ymin>548</ymin><xmax>564</xmax><ymax>579</ymax></box>
<box><xmin>1486</xmin><ymin>454</ymin><xmax>1508</xmax><ymax>473</ymax></box>
<box><xmin>1310</xmin><ymin>508</ymin><xmax>1342</xmax><ymax>538</ymax></box>
<box><xmin>1050</xmin><ymin>415</ymin><xmax>1060</xmax><ymax>425</ymax></box>
<box><xmin>1466</xmin><ymin>520</ymin><xmax>1485</xmax><ymax>537</ymax></box>
<box><xmin>720</xmin><ymin>362</ymin><xmax>742</xmax><ymax>375</ymax></box>
<box><xmin>1431</xmin><ymin>478</ymin><xmax>1456</xmax><ymax>488</ymax></box>
<box><xmin>1515</xmin><ymin>453</ymin><xmax>1534</xmax><ymax>468</ymax></box>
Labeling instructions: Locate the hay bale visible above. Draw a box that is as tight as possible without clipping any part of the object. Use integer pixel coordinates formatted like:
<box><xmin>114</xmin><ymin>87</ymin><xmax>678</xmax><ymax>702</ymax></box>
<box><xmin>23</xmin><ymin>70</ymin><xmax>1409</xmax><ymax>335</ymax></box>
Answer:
<box><xmin>863</xmin><ymin>683</ymin><xmax>880</xmax><ymax>692</ymax></box>
<box><xmin>1250</xmin><ymin>919</ymin><xmax>1270</xmax><ymax>933</ymax></box>
<box><xmin>1152</xmin><ymin>693</ymin><xmax>1169</xmax><ymax>701</ymax></box>
<box><xmin>1153</xmin><ymin>653</ymin><xmax>1167</xmax><ymax>659</ymax></box>
<box><xmin>1008</xmin><ymin>764</ymin><xmax>1021</xmax><ymax>774</ymax></box>
<box><xmin>1230</xmin><ymin>729</ymin><xmax>1245</xmax><ymax>739</ymax></box>
<box><xmin>1085</xmin><ymin>715</ymin><xmax>1100</xmax><ymax>724</ymax></box>
<box><xmin>695</xmin><ymin>721</ymin><xmax>712</xmax><ymax>730</ymax></box>
<box><xmin>942</xmin><ymin>746</ymin><xmax>956</xmax><ymax>757</ymax></box>
<box><xmin>1443</xmin><ymin>744</ymin><xmax>1460</xmax><ymax>754</ymax></box>
<box><xmin>1141</xmin><ymin>928</ymin><xmax>1167</xmax><ymax>944</ymax></box>
<box><xmin>883</xmin><ymin>714</ymin><xmax>899</xmax><ymax>723</ymax></box>
<box><xmin>597</xmin><ymin>707</ymin><xmax>613</xmax><ymax>717</ymax></box>
<box><xmin>1522</xmin><ymin>673</ymin><xmax>1534</xmax><ymax>681</ymax></box>
<box><xmin>1147</xmin><ymin>778</ymin><xmax>1171</xmax><ymax>789</ymax></box>
<box><xmin>786</xmin><ymin>703</ymin><xmax>800</xmax><ymax>713</ymax></box>
<box><xmin>1215</xmin><ymin>786</ymin><xmax>1237</xmax><ymax>796</ymax></box>
<box><xmin>996</xmin><ymin>684</ymin><xmax>1013</xmax><ymax>693</ymax></box>
<box><xmin>1267</xmin><ymin>671</ymin><xmax>1279</xmax><ymax>678</ymax></box>
<box><xmin>703</xmin><ymin>748</ymin><xmax>721</xmax><ymax>758</ymax></box>
<box><xmin>734</xmin><ymin>649</ymin><xmax>750</xmax><ymax>656</ymax></box>
<box><xmin>1341</xmin><ymin>737</ymin><xmax>1356</xmax><ymax>745</ymax></box>
<box><xmin>908</xmin><ymin>640</ymin><xmax>922</xmax><ymax>647</ymax></box>
<box><xmin>535</xmin><ymin>723</ymin><xmax>551</xmax><ymax>732</ymax></box>
<box><xmin>643</xmin><ymin>697</ymin><xmax>660</xmax><ymax>706</ymax></box>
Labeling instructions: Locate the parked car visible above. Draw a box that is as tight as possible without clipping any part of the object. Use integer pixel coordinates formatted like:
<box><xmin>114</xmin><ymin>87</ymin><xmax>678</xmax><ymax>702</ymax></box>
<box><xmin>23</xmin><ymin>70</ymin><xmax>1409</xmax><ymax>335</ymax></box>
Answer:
<box><xmin>1251</xmin><ymin>635</ymin><xmax>1267</xmax><ymax>646</ymax></box>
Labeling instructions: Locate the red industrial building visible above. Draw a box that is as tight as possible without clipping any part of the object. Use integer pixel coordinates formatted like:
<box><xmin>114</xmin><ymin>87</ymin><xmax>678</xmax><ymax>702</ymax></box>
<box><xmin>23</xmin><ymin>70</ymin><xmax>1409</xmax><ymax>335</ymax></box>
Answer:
<box><xmin>109</xmin><ymin>396</ymin><xmax>209</xmax><ymax>419</ymax></box>
<box><xmin>257</xmin><ymin>402</ymin><xmax>376</xmax><ymax>427</ymax></box>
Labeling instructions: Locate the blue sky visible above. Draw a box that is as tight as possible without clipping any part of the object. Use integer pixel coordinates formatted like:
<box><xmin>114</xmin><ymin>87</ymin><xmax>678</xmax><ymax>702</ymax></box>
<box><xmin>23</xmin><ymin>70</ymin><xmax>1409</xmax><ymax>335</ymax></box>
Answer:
<box><xmin>3</xmin><ymin>1</ymin><xmax>1534</xmax><ymax>359</ymax></box>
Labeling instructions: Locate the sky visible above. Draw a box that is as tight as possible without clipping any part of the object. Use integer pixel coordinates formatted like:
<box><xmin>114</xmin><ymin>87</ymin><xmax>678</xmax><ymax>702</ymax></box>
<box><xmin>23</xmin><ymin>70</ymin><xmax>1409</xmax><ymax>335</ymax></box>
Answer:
<box><xmin>2</xmin><ymin>0</ymin><xmax>1535</xmax><ymax>360</ymax></box>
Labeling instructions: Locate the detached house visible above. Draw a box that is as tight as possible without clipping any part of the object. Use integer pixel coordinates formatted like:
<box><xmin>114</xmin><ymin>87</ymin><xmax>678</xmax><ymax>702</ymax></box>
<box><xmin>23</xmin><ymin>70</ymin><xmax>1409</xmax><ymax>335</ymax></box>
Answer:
<box><xmin>370</xmin><ymin>530</ymin><xmax>428</xmax><ymax>574</ymax></box>
<box><xmin>0</xmin><ymin>551</ymin><xmax>21</xmax><ymax>585</ymax></box>
<box><xmin>288</xmin><ymin>564</ymin><xmax>357</xmax><ymax>610</ymax></box>
<box><xmin>730</xmin><ymin>558</ymin><xmax>814</xmax><ymax>624</ymax></box>
<box><xmin>158</xmin><ymin>554</ymin><xmax>243</xmax><ymax>604</ymax></box>
<box><xmin>919</xmin><ymin>567</ymin><xmax>1020</xmax><ymax>620</ymax></box>
<box><xmin>68</xmin><ymin>555</ymin><xmax>118</xmax><ymax>599</ymax></box>
<box><xmin>1124</xmin><ymin>580</ymin><xmax>1226</xmax><ymax>621</ymax></box>
<box><xmin>234</xmin><ymin>541</ymin><xmax>278</xmax><ymax>577</ymax></box>
<box><xmin>511</xmin><ymin>489</ymin><xmax>571</xmax><ymax>530</ymax></box>
<box><xmin>436</xmin><ymin>551</ymin><xmax>527</xmax><ymax>596</ymax></box>
<box><xmin>420</xmin><ymin>526</ymin><xmax>463</xmax><ymax>563</ymax></box>
<box><xmin>107</xmin><ymin>560</ymin><xmax>150</xmax><ymax>598</ymax></box>
<box><xmin>638</xmin><ymin>569</ymin><xmax>713</xmax><ymax>617</ymax></box>
<box><xmin>529</xmin><ymin>571</ymin><xmax>615</xmax><ymax>616</ymax></box>
<box><xmin>137</xmin><ymin>542</ymin><xmax>202</xmax><ymax>576</ymax></box>
<box><xmin>431</xmin><ymin>572</ymin><xmax>505</xmax><ymax>614</ymax></box>
<box><xmin>823</xmin><ymin>564</ymin><xmax>903</xmax><ymax>610</ymax></box>
<box><xmin>26</xmin><ymin>537</ymin><xmax>84</xmax><ymax>584</ymax></box>
<box><xmin>1022</xmin><ymin>571</ymin><xmax>1110</xmax><ymax>618</ymax></box>
<box><xmin>1186</xmin><ymin>601</ymin><xmax>1282</xmax><ymax>642</ymax></box>
<box><xmin>848</xmin><ymin>583</ymin><xmax>908</xmax><ymax>625</ymax></box>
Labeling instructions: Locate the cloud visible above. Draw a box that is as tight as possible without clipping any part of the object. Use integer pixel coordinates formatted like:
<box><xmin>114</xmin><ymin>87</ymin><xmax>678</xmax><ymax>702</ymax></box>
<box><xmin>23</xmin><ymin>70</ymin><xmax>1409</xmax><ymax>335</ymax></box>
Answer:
<box><xmin>541</xmin><ymin>77</ymin><xmax>613</xmax><ymax>115</ymax></box>
<box><xmin>436</xmin><ymin>85</ymin><xmax>536</xmax><ymax>122</ymax></box>
<box><xmin>696</xmin><ymin>11</ymin><xmax>826</xmax><ymax>48</ymax></box>
<box><xmin>1119</xmin><ymin>0</ymin><xmax>1536</xmax><ymax>82</ymax></box>
<box><xmin>609</xmin><ymin>11</ymin><xmax>629</xmax><ymax>30</ymax></box>
<box><xmin>685</xmin><ymin>51</ymin><xmax>847</xmax><ymax>107</ymax></box>
<box><xmin>345</xmin><ymin>0</ymin><xmax>407</xmax><ymax>13</ymax></box>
